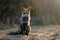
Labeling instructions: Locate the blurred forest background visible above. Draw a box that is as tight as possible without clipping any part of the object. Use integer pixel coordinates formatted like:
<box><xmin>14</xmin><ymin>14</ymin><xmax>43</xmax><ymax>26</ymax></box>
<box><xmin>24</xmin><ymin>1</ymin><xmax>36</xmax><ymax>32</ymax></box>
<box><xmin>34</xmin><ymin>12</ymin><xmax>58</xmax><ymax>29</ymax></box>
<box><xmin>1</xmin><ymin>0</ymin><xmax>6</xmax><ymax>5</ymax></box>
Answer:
<box><xmin>0</xmin><ymin>0</ymin><xmax>60</xmax><ymax>26</ymax></box>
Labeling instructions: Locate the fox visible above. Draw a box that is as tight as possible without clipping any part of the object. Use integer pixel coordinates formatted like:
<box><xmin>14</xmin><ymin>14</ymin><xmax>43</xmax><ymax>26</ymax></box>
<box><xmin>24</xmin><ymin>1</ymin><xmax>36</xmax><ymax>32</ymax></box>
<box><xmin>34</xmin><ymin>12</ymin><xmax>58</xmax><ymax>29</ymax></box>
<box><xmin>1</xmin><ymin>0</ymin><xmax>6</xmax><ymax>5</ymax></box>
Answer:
<box><xmin>18</xmin><ymin>6</ymin><xmax>32</xmax><ymax>35</ymax></box>
<box><xmin>7</xmin><ymin>6</ymin><xmax>32</xmax><ymax>35</ymax></box>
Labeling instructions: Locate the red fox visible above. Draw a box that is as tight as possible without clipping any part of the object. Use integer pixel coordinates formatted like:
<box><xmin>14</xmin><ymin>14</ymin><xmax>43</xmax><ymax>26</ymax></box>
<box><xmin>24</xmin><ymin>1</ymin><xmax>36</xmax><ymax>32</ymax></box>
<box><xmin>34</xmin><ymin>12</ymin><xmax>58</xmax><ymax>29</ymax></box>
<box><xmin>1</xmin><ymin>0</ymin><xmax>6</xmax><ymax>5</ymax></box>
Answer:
<box><xmin>18</xmin><ymin>6</ymin><xmax>31</xmax><ymax>35</ymax></box>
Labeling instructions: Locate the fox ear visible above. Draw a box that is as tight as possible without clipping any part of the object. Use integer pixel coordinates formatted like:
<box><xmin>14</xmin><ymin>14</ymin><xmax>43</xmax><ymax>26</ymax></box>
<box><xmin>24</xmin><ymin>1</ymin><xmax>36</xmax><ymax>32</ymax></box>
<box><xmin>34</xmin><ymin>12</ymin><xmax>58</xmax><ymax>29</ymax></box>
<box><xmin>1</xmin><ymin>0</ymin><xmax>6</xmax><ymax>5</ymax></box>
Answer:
<box><xmin>28</xmin><ymin>6</ymin><xmax>32</xmax><ymax>11</ymax></box>
<box><xmin>21</xmin><ymin>7</ymin><xmax>25</xmax><ymax>11</ymax></box>
<box><xmin>21</xmin><ymin>7</ymin><xmax>28</xmax><ymax>11</ymax></box>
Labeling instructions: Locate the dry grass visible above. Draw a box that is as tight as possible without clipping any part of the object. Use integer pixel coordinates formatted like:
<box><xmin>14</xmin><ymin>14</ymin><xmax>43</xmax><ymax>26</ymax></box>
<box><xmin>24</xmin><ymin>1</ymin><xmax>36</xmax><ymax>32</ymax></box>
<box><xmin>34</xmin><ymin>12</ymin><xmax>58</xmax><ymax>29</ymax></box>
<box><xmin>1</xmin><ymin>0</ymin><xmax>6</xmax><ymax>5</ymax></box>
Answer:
<box><xmin>0</xmin><ymin>25</ymin><xmax>60</xmax><ymax>40</ymax></box>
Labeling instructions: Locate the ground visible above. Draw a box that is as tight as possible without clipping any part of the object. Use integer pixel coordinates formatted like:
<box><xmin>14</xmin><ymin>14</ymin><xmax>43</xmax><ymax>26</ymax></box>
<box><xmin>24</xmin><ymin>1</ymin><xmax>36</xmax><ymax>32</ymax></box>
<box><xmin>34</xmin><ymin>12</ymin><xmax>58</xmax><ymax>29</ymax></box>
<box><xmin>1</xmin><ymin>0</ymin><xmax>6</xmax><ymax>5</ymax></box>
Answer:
<box><xmin>0</xmin><ymin>25</ymin><xmax>60</xmax><ymax>40</ymax></box>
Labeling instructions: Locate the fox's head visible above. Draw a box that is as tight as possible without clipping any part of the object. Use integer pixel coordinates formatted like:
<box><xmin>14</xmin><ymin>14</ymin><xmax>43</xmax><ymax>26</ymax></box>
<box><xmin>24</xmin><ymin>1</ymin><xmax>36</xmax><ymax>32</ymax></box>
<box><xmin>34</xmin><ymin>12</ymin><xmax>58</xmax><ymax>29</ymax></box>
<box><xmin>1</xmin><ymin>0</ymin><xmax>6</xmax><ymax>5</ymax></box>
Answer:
<box><xmin>21</xmin><ymin>6</ymin><xmax>32</xmax><ymax>14</ymax></box>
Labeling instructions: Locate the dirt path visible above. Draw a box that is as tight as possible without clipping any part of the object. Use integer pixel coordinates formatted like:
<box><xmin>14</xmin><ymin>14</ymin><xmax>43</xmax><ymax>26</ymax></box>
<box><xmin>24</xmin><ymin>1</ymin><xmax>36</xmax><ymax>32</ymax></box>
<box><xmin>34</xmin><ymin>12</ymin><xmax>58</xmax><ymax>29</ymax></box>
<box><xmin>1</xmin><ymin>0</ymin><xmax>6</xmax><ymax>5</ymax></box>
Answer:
<box><xmin>0</xmin><ymin>25</ymin><xmax>60</xmax><ymax>40</ymax></box>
